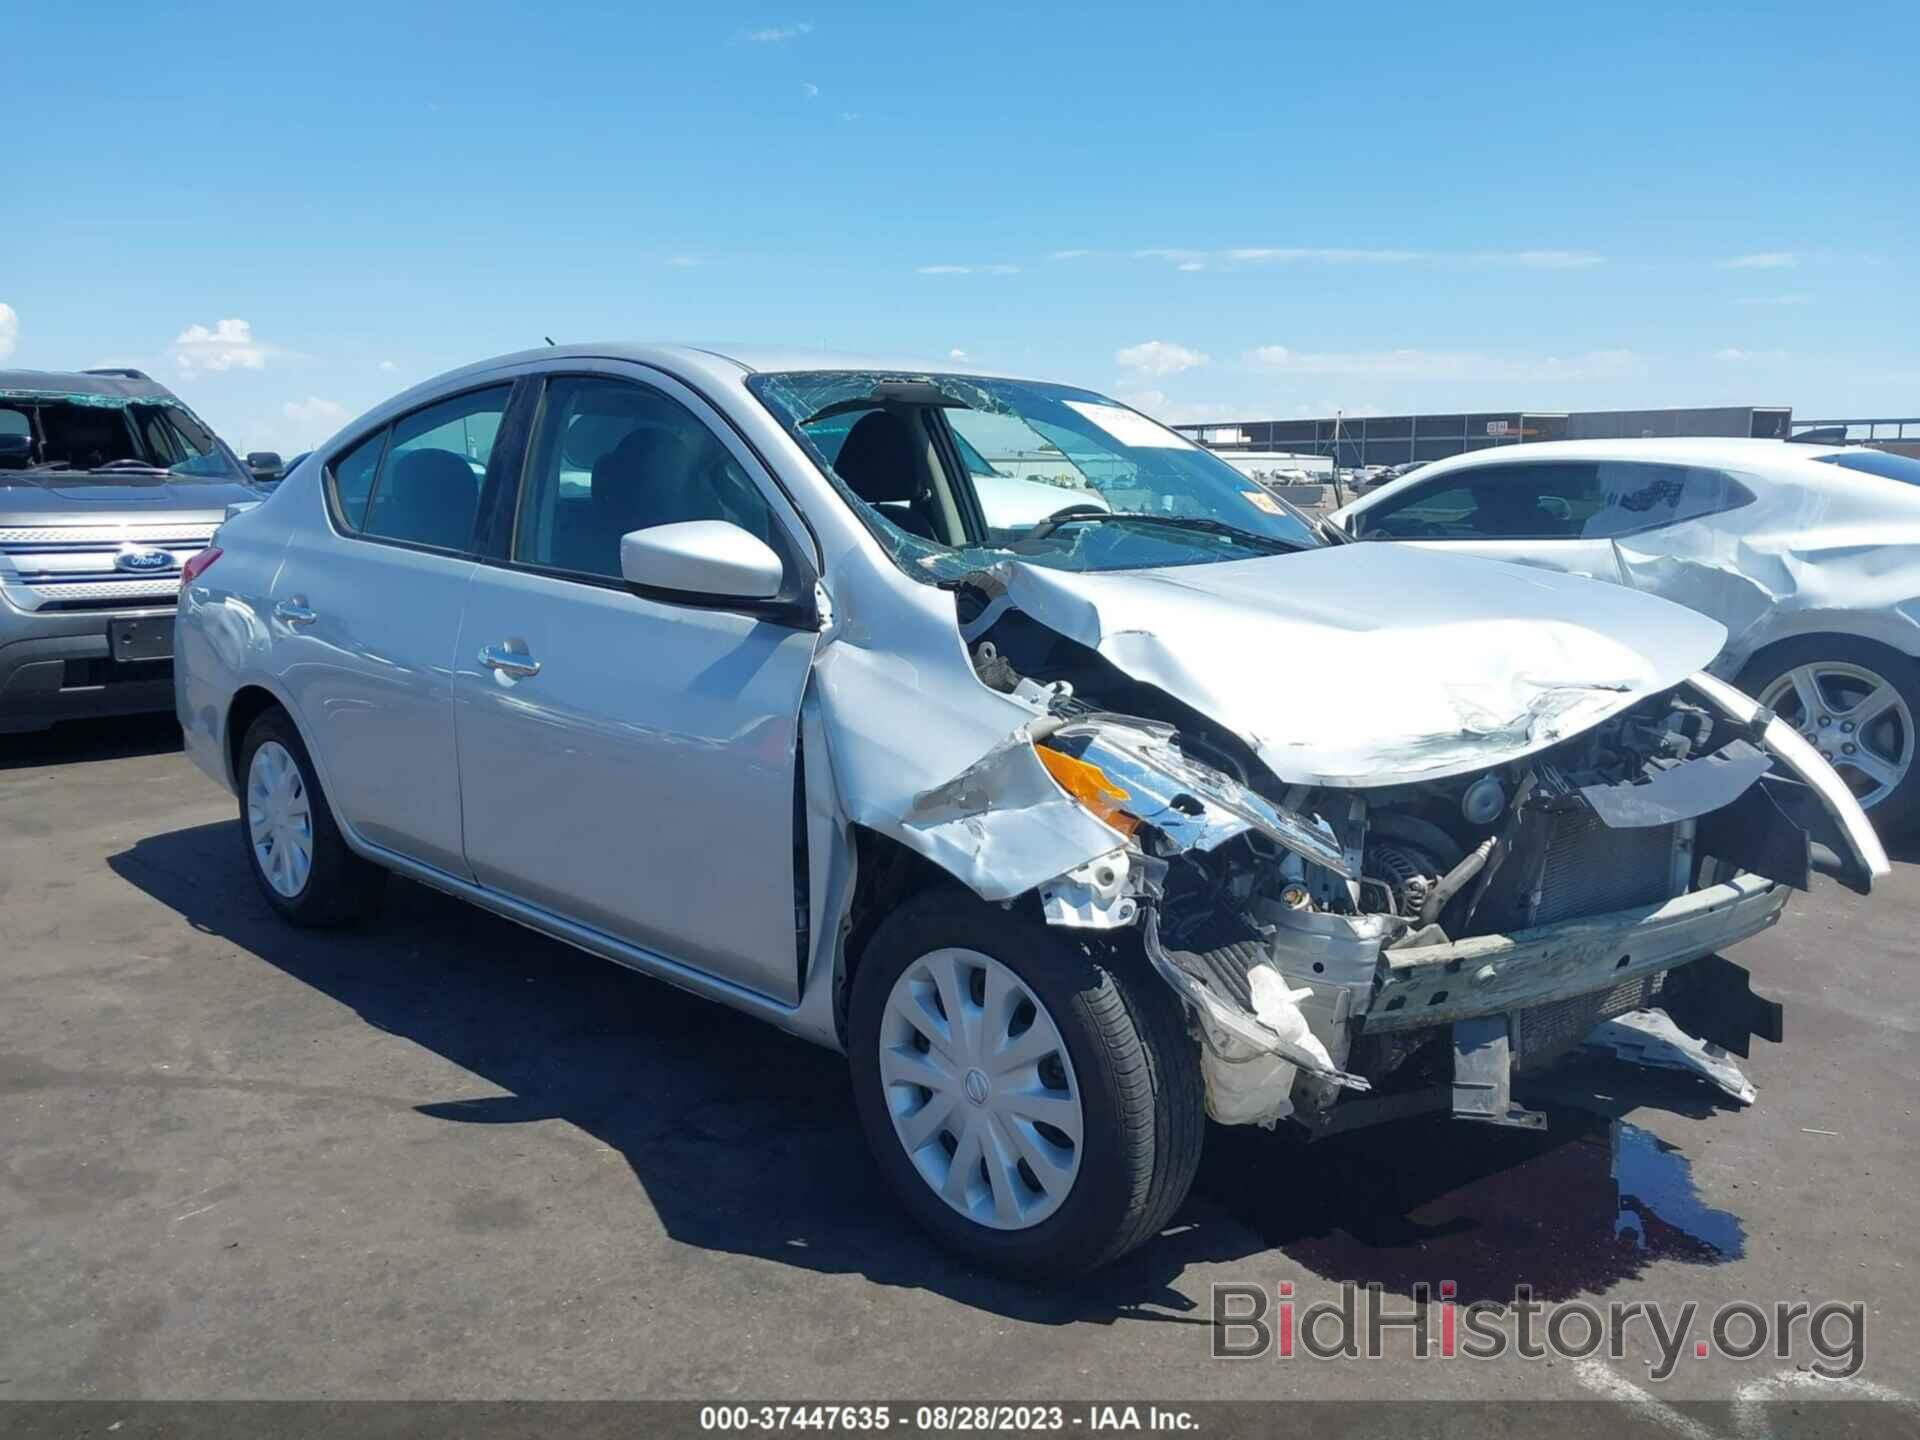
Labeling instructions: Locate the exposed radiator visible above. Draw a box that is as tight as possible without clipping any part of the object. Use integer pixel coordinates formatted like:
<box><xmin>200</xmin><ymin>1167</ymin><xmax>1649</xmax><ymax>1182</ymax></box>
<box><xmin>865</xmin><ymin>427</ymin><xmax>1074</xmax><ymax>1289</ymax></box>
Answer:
<box><xmin>1513</xmin><ymin>971</ymin><xmax>1666</xmax><ymax>1068</ymax></box>
<box><xmin>1530</xmin><ymin>809</ymin><xmax>1677</xmax><ymax>926</ymax></box>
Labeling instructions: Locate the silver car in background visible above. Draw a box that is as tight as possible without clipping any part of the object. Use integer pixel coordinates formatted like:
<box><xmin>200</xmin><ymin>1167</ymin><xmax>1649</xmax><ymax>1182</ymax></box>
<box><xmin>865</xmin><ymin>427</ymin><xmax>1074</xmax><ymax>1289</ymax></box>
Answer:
<box><xmin>1331</xmin><ymin>438</ymin><xmax>1920</xmax><ymax>824</ymax></box>
<box><xmin>176</xmin><ymin>346</ymin><xmax>1886</xmax><ymax>1274</ymax></box>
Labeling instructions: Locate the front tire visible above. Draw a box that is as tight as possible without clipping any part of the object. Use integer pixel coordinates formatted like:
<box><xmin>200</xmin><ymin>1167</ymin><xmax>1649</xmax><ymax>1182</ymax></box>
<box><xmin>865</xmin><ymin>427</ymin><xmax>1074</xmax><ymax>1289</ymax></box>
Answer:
<box><xmin>1741</xmin><ymin>636</ymin><xmax>1920</xmax><ymax>829</ymax></box>
<box><xmin>848</xmin><ymin>889</ymin><xmax>1203</xmax><ymax>1276</ymax></box>
<box><xmin>237</xmin><ymin>708</ymin><xmax>383</xmax><ymax>927</ymax></box>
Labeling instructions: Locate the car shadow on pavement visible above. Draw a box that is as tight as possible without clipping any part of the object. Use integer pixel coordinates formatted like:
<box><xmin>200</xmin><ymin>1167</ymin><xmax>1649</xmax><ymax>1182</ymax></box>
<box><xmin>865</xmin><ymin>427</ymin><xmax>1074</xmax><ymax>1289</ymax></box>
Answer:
<box><xmin>108</xmin><ymin>820</ymin><xmax>1753</xmax><ymax>1324</ymax></box>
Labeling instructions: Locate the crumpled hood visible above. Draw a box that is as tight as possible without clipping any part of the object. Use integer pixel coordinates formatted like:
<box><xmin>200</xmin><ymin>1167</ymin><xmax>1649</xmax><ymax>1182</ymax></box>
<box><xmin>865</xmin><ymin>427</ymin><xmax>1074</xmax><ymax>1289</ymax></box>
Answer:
<box><xmin>994</xmin><ymin>543</ymin><xmax>1728</xmax><ymax>786</ymax></box>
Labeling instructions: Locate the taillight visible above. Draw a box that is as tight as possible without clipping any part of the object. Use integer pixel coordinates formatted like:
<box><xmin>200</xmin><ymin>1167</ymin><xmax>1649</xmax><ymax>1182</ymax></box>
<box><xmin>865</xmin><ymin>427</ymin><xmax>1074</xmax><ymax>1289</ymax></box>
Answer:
<box><xmin>180</xmin><ymin>546</ymin><xmax>222</xmax><ymax>591</ymax></box>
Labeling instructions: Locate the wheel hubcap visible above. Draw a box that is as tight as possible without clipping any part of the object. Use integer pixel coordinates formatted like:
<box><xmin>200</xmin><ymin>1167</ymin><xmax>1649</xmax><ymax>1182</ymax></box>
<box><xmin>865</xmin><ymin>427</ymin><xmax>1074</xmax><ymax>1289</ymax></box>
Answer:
<box><xmin>877</xmin><ymin>947</ymin><xmax>1083</xmax><ymax>1231</ymax></box>
<box><xmin>1758</xmin><ymin>661</ymin><xmax>1914</xmax><ymax>810</ymax></box>
<box><xmin>246</xmin><ymin>741</ymin><xmax>314</xmax><ymax>898</ymax></box>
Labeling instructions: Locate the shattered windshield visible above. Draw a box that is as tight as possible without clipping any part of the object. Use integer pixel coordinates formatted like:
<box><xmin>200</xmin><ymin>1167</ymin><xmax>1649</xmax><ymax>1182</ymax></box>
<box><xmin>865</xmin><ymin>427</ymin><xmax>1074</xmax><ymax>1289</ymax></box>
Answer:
<box><xmin>746</xmin><ymin>371</ymin><xmax>1321</xmax><ymax>581</ymax></box>
<box><xmin>0</xmin><ymin>392</ymin><xmax>248</xmax><ymax>483</ymax></box>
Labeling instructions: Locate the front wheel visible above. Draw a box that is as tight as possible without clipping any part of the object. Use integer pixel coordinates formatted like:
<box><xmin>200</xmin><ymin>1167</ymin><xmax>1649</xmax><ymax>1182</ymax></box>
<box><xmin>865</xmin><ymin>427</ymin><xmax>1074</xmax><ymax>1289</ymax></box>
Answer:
<box><xmin>1742</xmin><ymin>637</ymin><xmax>1920</xmax><ymax>829</ymax></box>
<box><xmin>847</xmin><ymin>889</ymin><xmax>1204</xmax><ymax>1276</ymax></box>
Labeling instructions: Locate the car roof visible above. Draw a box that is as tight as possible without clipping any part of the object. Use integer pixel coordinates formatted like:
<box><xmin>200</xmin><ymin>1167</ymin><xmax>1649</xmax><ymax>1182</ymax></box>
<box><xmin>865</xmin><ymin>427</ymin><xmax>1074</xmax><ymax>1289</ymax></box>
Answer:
<box><xmin>413</xmin><ymin>342</ymin><xmax>1048</xmax><ymax>393</ymax></box>
<box><xmin>0</xmin><ymin>368</ymin><xmax>178</xmax><ymax>403</ymax></box>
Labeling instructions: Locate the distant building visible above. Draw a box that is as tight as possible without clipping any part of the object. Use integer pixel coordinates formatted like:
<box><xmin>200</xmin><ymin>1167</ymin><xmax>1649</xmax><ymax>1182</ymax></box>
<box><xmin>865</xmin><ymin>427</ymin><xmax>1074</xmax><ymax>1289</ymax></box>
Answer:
<box><xmin>1176</xmin><ymin>405</ymin><xmax>1793</xmax><ymax>470</ymax></box>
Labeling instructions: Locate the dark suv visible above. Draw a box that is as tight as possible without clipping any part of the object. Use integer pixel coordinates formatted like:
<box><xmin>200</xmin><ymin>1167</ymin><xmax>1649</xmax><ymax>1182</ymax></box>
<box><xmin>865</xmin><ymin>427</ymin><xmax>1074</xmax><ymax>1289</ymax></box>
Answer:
<box><xmin>0</xmin><ymin>368</ymin><xmax>261</xmax><ymax>733</ymax></box>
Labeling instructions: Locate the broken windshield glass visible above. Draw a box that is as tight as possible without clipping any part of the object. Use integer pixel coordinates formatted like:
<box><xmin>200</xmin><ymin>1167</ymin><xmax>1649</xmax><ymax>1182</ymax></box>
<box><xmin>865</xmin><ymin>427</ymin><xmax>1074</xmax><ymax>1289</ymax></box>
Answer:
<box><xmin>746</xmin><ymin>370</ymin><xmax>1321</xmax><ymax>582</ymax></box>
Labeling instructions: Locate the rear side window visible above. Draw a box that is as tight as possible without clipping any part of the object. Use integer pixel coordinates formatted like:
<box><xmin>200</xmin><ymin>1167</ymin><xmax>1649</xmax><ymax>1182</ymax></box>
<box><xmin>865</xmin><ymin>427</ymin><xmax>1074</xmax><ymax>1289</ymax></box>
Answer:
<box><xmin>327</xmin><ymin>386</ymin><xmax>510</xmax><ymax>553</ymax></box>
<box><xmin>1589</xmin><ymin>461</ymin><xmax>1753</xmax><ymax>535</ymax></box>
<box><xmin>326</xmin><ymin>430</ymin><xmax>388</xmax><ymax>532</ymax></box>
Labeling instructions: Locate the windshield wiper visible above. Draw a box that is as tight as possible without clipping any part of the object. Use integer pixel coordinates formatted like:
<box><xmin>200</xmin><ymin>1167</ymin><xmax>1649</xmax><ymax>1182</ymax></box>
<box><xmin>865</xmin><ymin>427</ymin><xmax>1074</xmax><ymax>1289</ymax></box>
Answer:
<box><xmin>1030</xmin><ymin>509</ymin><xmax>1308</xmax><ymax>553</ymax></box>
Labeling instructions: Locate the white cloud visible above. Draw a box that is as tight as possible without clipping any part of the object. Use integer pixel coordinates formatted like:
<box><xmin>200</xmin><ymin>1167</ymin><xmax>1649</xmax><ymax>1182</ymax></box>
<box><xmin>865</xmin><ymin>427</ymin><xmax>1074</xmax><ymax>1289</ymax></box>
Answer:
<box><xmin>1048</xmin><ymin>248</ymin><xmax>1096</xmax><ymax>261</ymax></box>
<box><xmin>1115</xmin><ymin>340</ymin><xmax>1210</xmax><ymax>377</ymax></box>
<box><xmin>1140</xmin><ymin>247</ymin><xmax>1604</xmax><ymax>269</ymax></box>
<box><xmin>236</xmin><ymin>396</ymin><xmax>350</xmax><ymax>458</ymax></box>
<box><xmin>1245</xmin><ymin>345</ymin><xmax>1640</xmax><ymax>383</ymax></box>
<box><xmin>1719</xmin><ymin>252</ymin><xmax>1797</xmax><ymax>269</ymax></box>
<box><xmin>1735</xmin><ymin>294</ymin><xmax>1809</xmax><ymax>306</ymax></box>
<box><xmin>801</xmin><ymin>82</ymin><xmax>818</xmax><ymax>99</ymax></box>
<box><xmin>1177</xmin><ymin>261</ymin><xmax>1206</xmax><ymax>272</ymax></box>
<box><xmin>172</xmin><ymin>318</ymin><xmax>269</xmax><ymax>373</ymax></box>
<box><xmin>948</xmin><ymin>347</ymin><xmax>969</xmax><ymax>360</ymax></box>
<box><xmin>0</xmin><ymin>302</ymin><xmax>17</xmax><ymax>361</ymax></box>
<box><xmin>667</xmin><ymin>255</ymin><xmax>703</xmax><ymax>268</ymax></box>
<box><xmin>838</xmin><ymin>111</ymin><xmax>860</xmax><ymax>122</ymax></box>
<box><xmin>1485</xmin><ymin>249</ymin><xmax>1606</xmax><ymax>269</ymax></box>
<box><xmin>282</xmin><ymin>396</ymin><xmax>349</xmax><ymax>431</ymax></box>
<box><xmin>916</xmin><ymin>263</ymin><xmax>1019</xmax><ymax>276</ymax></box>
<box><xmin>1226</xmin><ymin>247</ymin><xmax>1424</xmax><ymax>264</ymax></box>
<box><xmin>1114</xmin><ymin>388</ymin><xmax>1167</xmax><ymax>415</ymax></box>
<box><xmin>378</xmin><ymin>359</ymin><xmax>397</xmax><ymax>372</ymax></box>
<box><xmin>743</xmin><ymin>20</ymin><xmax>812</xmax><ymax>41</ymax></box>
<box><xmin>1713</xmin><ymin>347</ymin><xmax>1787</xmax><ymax>363</ymax></box>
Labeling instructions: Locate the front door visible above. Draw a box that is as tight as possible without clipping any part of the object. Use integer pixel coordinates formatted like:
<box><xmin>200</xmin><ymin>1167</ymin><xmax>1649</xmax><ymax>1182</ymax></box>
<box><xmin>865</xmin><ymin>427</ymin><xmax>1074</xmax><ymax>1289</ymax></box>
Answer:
<box><xmin>451</xmin><ymin>369</ymin><xmax>820</xmax><ymax>1002</ymax></box>
<box><xmin>1349</xmin><ymin>461</ymin><xmax>1629</xmax><ymax>583</ymax></box>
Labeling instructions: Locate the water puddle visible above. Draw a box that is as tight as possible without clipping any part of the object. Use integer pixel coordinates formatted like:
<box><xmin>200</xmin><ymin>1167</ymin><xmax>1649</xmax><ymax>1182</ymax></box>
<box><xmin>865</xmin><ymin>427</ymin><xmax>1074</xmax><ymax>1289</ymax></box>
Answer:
<box><xmin>1196</xmin><ymin>1104</ymin><xmax>1744</xmax><ymax>1302</ymax></box>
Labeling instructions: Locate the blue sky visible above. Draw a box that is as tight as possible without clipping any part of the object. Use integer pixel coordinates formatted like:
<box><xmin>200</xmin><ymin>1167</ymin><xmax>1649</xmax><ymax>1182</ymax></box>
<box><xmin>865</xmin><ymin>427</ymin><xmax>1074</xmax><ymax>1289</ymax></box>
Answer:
<box><xmin>4</xmin><ymin>0</ymin><xmax>1915</xmax><ymax>455</ymax></box>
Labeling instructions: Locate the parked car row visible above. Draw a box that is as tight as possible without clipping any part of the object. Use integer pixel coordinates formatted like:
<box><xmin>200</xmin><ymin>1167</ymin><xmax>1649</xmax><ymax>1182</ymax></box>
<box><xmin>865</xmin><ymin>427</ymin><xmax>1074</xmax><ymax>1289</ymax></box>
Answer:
<box><xmin>165</xmin><ymin>344</ymin><xmax>1886</xmax><ymax>1275</ymax></box>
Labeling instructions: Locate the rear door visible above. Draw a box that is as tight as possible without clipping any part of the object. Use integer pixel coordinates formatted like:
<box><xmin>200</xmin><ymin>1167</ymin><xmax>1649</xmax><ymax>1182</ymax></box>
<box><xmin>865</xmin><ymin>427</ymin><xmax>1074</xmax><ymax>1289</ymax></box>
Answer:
<box><xmin>450</xmin><ymin>364</ymin><xmax>820</xmax><ymax>1002</ymax></box>
<box><xmin>266</xmin><ymin>382</ymin><xmax>515</xmax><ymax>875</ymax></box>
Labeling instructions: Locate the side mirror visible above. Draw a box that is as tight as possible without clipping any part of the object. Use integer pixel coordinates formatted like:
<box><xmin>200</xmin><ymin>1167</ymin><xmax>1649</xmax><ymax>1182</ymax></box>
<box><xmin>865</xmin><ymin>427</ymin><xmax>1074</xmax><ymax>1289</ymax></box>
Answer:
<box><xmin>245</xmin><ymin>451</ymin><xmax>284</xmax><ymax>480</ymax></box>
<box><xmin>620</xmin><ymin>519</ymin><xmax>785</xmax><ymax>601</ymax></box>
<box><xmin>0</xmin><ymin>433</ymin><xmax>33</xmax><ymax>467</ymax></box>
<box><xmin>1536</xmin><ymin>495</ymin><xmax>1573</xmax><ymax>522</ymax></box>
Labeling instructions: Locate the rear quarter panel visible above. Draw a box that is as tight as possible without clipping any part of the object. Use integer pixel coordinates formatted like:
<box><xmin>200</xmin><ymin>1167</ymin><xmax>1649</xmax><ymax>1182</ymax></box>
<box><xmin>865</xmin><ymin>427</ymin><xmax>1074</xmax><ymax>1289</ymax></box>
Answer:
<box><xmin>175</xmin><ymin>502</ymin><xmax>292</xmax><ymax>793</ymax></box>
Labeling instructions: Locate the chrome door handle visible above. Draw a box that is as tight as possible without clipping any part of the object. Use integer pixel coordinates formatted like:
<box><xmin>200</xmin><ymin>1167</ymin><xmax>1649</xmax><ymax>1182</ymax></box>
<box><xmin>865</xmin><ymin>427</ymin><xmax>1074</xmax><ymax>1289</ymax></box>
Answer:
<box><xmin>480</xmin><ymin>644</ymin><xmax>541</xmax><ymax>679</ymax></box>
<box><xmin>273</xmin><ymin>599</ymin><xmax>318</xmax><ymax>626</ymax></box>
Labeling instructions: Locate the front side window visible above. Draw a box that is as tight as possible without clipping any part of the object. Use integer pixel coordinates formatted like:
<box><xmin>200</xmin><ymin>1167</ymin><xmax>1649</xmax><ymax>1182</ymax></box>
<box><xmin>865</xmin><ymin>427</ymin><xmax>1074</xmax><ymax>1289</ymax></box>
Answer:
<box><xmin>1358</xmin><ymin>459</ymin><xmax>1751</xmax><ymax>540</ymax></box>
<box><xmin>1359</xmin><ymin>463</ymin><xmax>1603</xmax><ymax>540</ymax></box>
<box><xmin>356</xmin><ymin>386</ymin><xmax>509</xmax><ymax>552</ymax></box>
<box><xmin>513</xmin><ymin>376</ymin><xmax>779</xmax><ymax>581</ymax></box>
<box><xmin>746</xmin><ymin>371</ymin><xmax>1321</xmax><ymax>582</ymax></box>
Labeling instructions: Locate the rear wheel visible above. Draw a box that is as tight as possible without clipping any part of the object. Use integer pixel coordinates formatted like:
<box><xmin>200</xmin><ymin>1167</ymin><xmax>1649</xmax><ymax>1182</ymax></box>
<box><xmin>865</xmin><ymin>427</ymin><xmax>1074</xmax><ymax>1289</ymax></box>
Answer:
<box><xmin>237</xmin><ymin>708</ymin><xmax>383</xmax><ymax>926</ymax></box>
<box><xmin>1742</xmin><ymin>637</ymin><xmax>1920</xmax><ymax>828</ymax></box>
<box><xmin>847</xmin><ymin>889</ymin><xmax>1203</xmax><ymax>1275</ymax></box>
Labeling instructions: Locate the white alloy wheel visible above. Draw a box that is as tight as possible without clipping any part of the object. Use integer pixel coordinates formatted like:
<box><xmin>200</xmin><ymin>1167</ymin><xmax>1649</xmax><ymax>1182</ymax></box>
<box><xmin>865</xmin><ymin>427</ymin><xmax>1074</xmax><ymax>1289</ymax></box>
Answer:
<box><xmin>876</xmin><ymin>947</ymin><xmax>1084</xmax><ymax>1231</ymax></box>
<box><xmin>1758</xmin><ymin>660</ymin><xmax>1916</xmax><ymax>810</ymax></box>
<box><xmin>247</xmin><ymin>739</ymin><xmax>314</xmax><ymax>898</ymax></box>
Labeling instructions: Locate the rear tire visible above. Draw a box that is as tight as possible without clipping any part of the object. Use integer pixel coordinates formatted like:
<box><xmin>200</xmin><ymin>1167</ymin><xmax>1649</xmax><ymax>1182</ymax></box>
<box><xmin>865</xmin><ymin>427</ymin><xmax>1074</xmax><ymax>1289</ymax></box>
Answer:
<box><xmin>847</xmin><ymin>888</ymin><xmax>1204</xmax><ymax>1276</ymax></box>
<box><xmin>237</xmin><ymin>707</ymin><xmax>384</xmax><ymax>927</ymax></box>
<box><xmin>1740</xmin><ymin>636</ymin><xmax>1920</xmax><ymax>830</ymax></box>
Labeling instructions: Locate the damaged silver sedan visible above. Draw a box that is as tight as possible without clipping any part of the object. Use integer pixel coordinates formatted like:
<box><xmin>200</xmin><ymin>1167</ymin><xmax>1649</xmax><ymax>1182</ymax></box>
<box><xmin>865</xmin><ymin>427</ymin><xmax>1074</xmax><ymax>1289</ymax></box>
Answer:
<box><xmin>175</xmin><ymin>346</ymin><xmax>1889</xmax><ymax>1275</ymax></box>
